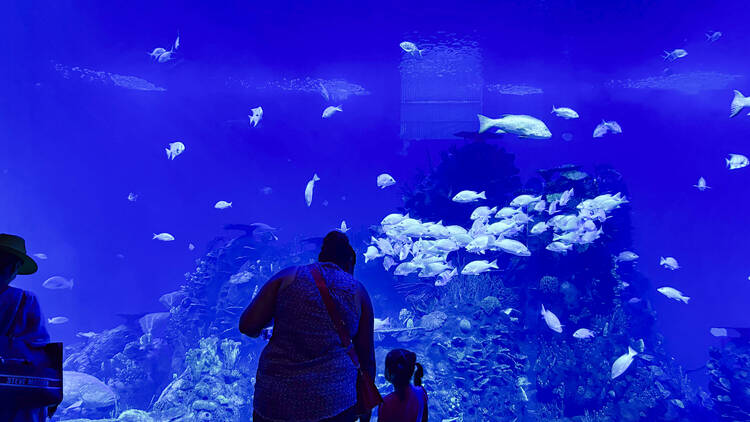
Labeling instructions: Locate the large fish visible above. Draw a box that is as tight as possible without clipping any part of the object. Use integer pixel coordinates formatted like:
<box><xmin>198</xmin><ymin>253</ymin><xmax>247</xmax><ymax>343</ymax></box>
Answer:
<box><xmin>477</xmin><ymin>114</ymin><xmax>551</xmax><ymax>139</ymax></box>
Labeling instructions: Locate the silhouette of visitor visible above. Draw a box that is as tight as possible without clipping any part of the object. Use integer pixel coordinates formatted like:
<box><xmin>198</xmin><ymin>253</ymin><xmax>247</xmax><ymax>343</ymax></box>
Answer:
<box><xmin>0</xmin><ymin>234</ymin><xmax>52</xmax><ymax>422</ymax></box>
<box><xmin>240</xmin><ymin>231</ymin><xmax>376</xmax><ymax>422</ymax></box>
<box><xmin>377</xmin><ymin>349</ymin><xmax>428</xmax><ymax>422</ymax></box>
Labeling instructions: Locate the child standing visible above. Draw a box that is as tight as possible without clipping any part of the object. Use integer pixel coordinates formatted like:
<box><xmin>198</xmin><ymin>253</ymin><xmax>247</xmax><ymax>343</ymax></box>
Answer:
<box><xmin>377</xmin><ymin>349</ymin><xmax>428</xmax><ymax>422</ymax></box>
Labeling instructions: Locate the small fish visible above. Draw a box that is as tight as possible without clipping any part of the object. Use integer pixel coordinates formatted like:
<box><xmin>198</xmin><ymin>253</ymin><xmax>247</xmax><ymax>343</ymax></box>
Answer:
<box><xmin>115</xmin><ymin>253</ymin><xmax>125</xmax><ymax>259</ymax></box>
<box><xmin>32</xmin><ymin>253</ymin><xmax>48</xmax><ymax>260</ymax></box>
<box><xmin>304</xmin><ymin>174</ymin><xmax>320</xmax><ymax>207</ymax></box>
<box><xmin>616</xmin><ymin>251</ymin><xmax>639</xmax><ymax>262</ymax></box>
<box><xmin>76</xmin><ymin>331</ymin><xmax>97</xmax><ymax>339</ymax></box>
<box><xmin>561</xmin><ymin>132</ymin><xmax>574</xmax><ymax>142</ymax></box>
<box><xmin>153</xmin><ymin>233</ymin><xmax>175</xmax><ymax>242</ymax></box>
<box><xmin>730</xmin><ymin>90</ymin><xmax>750</xmax><ymax>117</ymax></box>
<box><xmin>710</xmin><ymin>327</ymin><xmax>728</xmax><ymax>337</ymax></box>
<box><xmin>628</xmin><ymin>297</ymin><xmax>642</xmax><ymax>304</ymax></box>
<box><xmin>530</xmin><ymin>222</ymin><xmax>548</xmax><ymax>235</ymax></box>
<box><xmin>148</xmin><ymin>47</ymin><xmax>167</xmax><ymax>59</ymax></box>
<box><xmin>573</xmin><ymin>328</ymin><xmax>595</xmax><ymax>339</ymax></box>
<box><xmin>214</xmin><ymin>201</ymin><xmax>232</xmax><ymax>210</ymax></box>
<box><xmin>551</xmin><ymin>106</ymin><xmax>579</xmax><ymax>119</ymax></box>
<box><xmin>377</xmin><ymin>173</ymin><xmax>396</xmax><ymax>189</ymax></box>
<box><xmin>495</xmin><ymin>238</ymin><xmax>531</xmax><ymax>257</ymax></box>
<box><xmin>593</xmin><ymin>120</ymin><xmax>622</xmax><ymax>138</ymax></box>
<box><xmin>173</xmin><ymin>33</ymin><xmax>180</xmax><ymax>51</ymax></box>
<box><xmin>434</xmin><ymin>268</ymin><xmax>457</xmax><ymax>287</ymax></box>
<box><xmin>726</xmin><ymin>153</ymin><xmax>749</xmax><ymax>169</ymax></box>
<box><xmin>319</xmin><ymin>82</ymin><xmax>330</xmax><ymax>101</ymax></box>
<box><xmin>43</xmin><ymin>276</ymin><xmax>74</xmax><ymax>290</ymax></box>
<box><xmin>611</xmin><ymin>346</ymin><xmax>638</xmax><ymax>379</ymax></box>
<box><xmin>461</xmin><ymin>259</ymin><xmax>498</xmax><ymax>275</ymax></box>
<box><xmin>657</xmin><ymin>286</ymin><xmax>690</xmax><ymax>303</ymax></box>
<box><xmin>394</xmin><ymin>261</ymin><xmax>420</xmax><ymax>276</ymax></box>
<box><xmin>157</xmin><ymin>50</ymin><xmax>174</xmax><ymax>63</ymax></box>
<box><xmin>383</xmin><ymin>256</ymin><xmax>396</xmax><ymax>271</ymax></box>
<box><xmin>165</xmin><ymin>142</ymin><xmax>185</xmax><ymax>160</ymax></box>
<box><xmin>249</xmin><ymin>106</ymin><xmax>263</xmax><ymax>127</ymax></box>
<box><xmin>338</xmin><ymin>221</ymin><xmax>350</xmax><ymax>233</ymax></box>
<box><xmin>364</xmin><ymin>246</ymin><xmax>381</xmax><ymax>263</ymax></box>
<box><xmin>188</xmin><ymin>243</ymin><xmax>195</xmax><ymax>251</ymax></box>
<box><xmin>662</xmin><ymin>49</ymin><xmax>688</xmax><ymax>61</ymax></box>
<box><xmin>322</xmin><ymin>105</ymin><xmax>343</xmax><ymax>119</ymax></box>
<box><xmin>541</xmin><ymin>304</ymin><xmax>563</xmax><ymax>333</ymax></box>
<box><xmin>546</xmin><ymin>242</ymin><xmax>572</xmax><ymax>254</ymax></box>
<box><xmin>127</xmin><ymin>192</ymin><xmax>138</xmax><ymax>202</ymax></box>
<box><xmin>260</xmin><ymin>186</ymin><xmax>273</xmax><ymax>195</ymax></box>
<box><xmin>693</xmin><ymin>177</ymin><xmax>711</xmax><ymax>191</ymax></box>
<box><xmin>659</xmin><ymin>256</ymin><xmax>680</xmax><ymax>270</ymax></box>
<box><xmin>705</xmin><ymin>31</ymin><xmax>722</xmax><ymax>43</ymax></box>
<box><xmin>399</xmin><ymin>41</ymin><xmax>424</xmax><ymax>57</ymax></box>
<box><xmin>452</xmin><ymin>190</ymin><xmax>486</xmax><ymax>203</ymax></box>
<box><xmin>48</xmin><ymin>317</ymin><xmax>69</xmax><ymax>325</ymax></box>
<box><xmin>510</xmin><ymin>194</ymin><xmax>542</xmax><ymax>208</ymax></box>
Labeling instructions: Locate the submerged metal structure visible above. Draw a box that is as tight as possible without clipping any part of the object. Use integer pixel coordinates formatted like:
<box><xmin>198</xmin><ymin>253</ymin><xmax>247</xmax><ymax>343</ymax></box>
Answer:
<box><xmin>399</xmin><ymin>36</ymin><xmax>483</xmax><ymax>141</ymax></box>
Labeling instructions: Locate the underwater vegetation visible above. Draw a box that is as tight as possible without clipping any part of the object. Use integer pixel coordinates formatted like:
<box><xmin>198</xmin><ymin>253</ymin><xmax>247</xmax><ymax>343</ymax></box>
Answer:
<box><xmin>54</xmin><ymin>142</ymin><xmax>743</xmax><ymax>421</ymax></box>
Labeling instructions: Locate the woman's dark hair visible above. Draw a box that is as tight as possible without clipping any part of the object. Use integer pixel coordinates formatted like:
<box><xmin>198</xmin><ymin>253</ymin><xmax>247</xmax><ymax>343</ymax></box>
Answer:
<box><xmin>385</xmin><ymin>348</ymin><xmax>424</xmax><ymax>388</ymax></box>
<box><xmin>318</xmin><ymin>231</ymin><xmax>356</xmax><ymax>274</ymax></box>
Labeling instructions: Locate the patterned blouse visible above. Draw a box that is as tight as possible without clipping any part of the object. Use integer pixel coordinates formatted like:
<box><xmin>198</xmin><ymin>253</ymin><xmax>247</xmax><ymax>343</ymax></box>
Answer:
<box><xmin>253</xmin><ymin>263</ymin><xmax>360</xmax><ymax>421</ymax></box>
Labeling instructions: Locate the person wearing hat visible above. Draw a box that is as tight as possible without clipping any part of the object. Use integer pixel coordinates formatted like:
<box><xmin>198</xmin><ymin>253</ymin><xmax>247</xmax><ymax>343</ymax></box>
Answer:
<box><xmin>0</xmin><ymin>234</ymin><xmax>52</xmax><ymax>421</ymax></box>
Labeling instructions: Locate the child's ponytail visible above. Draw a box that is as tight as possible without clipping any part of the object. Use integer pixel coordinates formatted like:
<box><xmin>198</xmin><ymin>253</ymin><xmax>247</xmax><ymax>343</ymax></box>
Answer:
<box><xmin>413</xmin><ymin>362</ymin><xmax>424</xmax><ymax>386</ymax></box>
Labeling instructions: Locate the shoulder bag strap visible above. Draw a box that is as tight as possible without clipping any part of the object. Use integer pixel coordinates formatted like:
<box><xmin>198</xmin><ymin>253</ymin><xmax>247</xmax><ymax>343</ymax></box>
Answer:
<box><xmin>309</xmin><ymin>263</ymin><xmax>362</xmax><ymax>370</ymax></box>
<box><xmin>1</xmin><ymin>289</ymin><xmax>26</xmax><ymax>337</ymax></box>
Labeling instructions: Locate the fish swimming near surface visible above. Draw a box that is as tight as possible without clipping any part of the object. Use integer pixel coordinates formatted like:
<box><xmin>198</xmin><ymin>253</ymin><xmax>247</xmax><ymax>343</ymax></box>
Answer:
<box><xmin>322</xmin><ymin>105</ymin><xmax>343</xmax><ymax>119</ymax></box>
<box><xmin>364</xmin><ymin>246</ymin><xmax>382</xmax><ymax>263</ymax></box>
<box><xmin>692</xmin><ymin>177</ymin><xmax>710</xmax><ymax>191</ymax></box>
<box><xmin>338</xmin><ymin>220</ymin><xmax>350</xmax><ymax>233</ymax></box>
<box><xmin>153</xmin><ymin>233</ymin><xmax>175</xmax><ymax>241</ymax></box>
<box><xmin>477</xmin><ymin>114</ymin><xmax>552</xmax><ymax>139</ymax></box>
<box><xmin>32</xmin><ymin>253</ymin><xmax>48</xmax><ymax>260</ymax></box>
<box><xmin>730</xmin><ymin>90</ymin><xmax>750</xmax><ymax>117</ymax></box>
<box><xmin>48</xmin><ymin>316</ymin><xmax>69</xmax><ymax>325</ymax></box>
<box><xmin>399</xmin><ymin>41</ymin><xmax>424</xmax><ymax>57</ymax></box>
<box><xmin>377</xmin><ymin>173</ymin><xmax>396</xmax><ymax>189</ymax></box>
<box><xmin>188</xmin><ymin>243</ymin><xmax>195</xmax><ymax>251</ymax></box>
<box><xmin>611</xmin><ymin>346</ymin><xmax>638</xmax><ymax>379</ymax></box>
<box><xmin>165</xmin><ymin>141</ymin><xmax>185</xmax><ymax>160</ymax></box>
<box><xmin>452</xmin><ymin>190</ymin><xmax>486</xmax><ymax>203</ymax></box>
<box><xmin>214</xmin><ymin>201</ymin><xmax>232</xmax><ymax>209</ymax></box>
<box><xmin>305</xmin><ymin>173</ymin><xmax>320</xmax><ymax>206</ymax></box>
<box><xmin>726</xmin><ymin>153</ymin><xmax>749</xmax><ymax>169</ymax></box>
<box><xmin>551</xmin><ymin>106</ymin><xmax>579</xmax><ymax>119</ymax></box>
<box><xmin>546</xmin><ymin>242</ymin><xmax>572</xmax><ymax>253</ymax></box>
<box><xmin>249</xmin><ymin>106</ymin><xmax>263</xmax><ymax>127</ymax></box>
<box><xmin>530</xmin><ymin>222</ymin><xmax>548</xmax><ymax>235</ymax></box>
<box><xmin>148</xmin><ymin>47</ymin><xmax>167</xmax><ymax>60</ymax></box>
<box><xmin>657</xmin><ymin>286</ymin><xmax>690</xmax><ymax>303</ymax></box>
<box><xmin>127</xmin><ymin>192</ymin><xmax>138</xmax><ymax>202</ymax></box>
<box><xmin>43</xmin><ymin>276</ymin><xmax>74</xmax><ymax>290</ymax></box>
<box><xmin>541</xmin><ymin>304</ymin><xmax>563</xmax><ymax>333</ymax></box>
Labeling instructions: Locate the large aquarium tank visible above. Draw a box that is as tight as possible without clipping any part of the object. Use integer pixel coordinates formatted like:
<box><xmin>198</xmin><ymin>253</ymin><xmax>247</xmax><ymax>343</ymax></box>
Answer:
<box><xmin>5</xmin><ymin>0</ymin><xmax>750</xmax><ymax>420</ymax></box>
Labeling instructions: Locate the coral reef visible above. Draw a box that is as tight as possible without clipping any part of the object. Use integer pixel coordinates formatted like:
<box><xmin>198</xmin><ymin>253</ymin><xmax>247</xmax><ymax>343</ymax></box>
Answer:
<box><xmin>54</xmin><ymin>141</ymin><xmax>742</xmax><ymax>421</ymax></box>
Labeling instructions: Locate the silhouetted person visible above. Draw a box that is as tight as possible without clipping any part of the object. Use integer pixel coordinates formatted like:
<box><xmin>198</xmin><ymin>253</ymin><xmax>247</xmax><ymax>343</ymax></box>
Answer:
<box><xmin>0</xmin><ymin>234</ymin><xmax>51</xmax><ymax>421</ymax></box>
<box><xmin>377</xmin><ymin>349</ymin><xmax>428</xmax><ymax>422</ymax></box>
<box><xmin>240</xmin><ymin>231</ymin><xmax>375</xmax><ymax>422</ymax></box>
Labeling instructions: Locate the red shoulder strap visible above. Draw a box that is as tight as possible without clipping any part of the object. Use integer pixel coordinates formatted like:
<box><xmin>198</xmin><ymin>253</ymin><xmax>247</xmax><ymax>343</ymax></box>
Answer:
<box><xmin>309</xmin><ymin>263</ymin><xmax>361</xmax><ymax>369</ymax></box>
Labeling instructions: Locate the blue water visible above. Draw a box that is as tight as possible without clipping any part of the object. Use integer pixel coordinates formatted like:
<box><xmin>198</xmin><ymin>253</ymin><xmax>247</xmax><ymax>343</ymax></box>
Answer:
<box><xmin>4</xmin><ymin>0</ymin><xmax>750</xmax><ymax>420</ymax></box>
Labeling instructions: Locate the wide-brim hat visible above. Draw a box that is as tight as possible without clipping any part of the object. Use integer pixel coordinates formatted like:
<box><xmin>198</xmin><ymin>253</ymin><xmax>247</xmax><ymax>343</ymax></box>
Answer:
<box><xmin>0</xmin><ymin>234</ymin><xmax>38</xmax><ymax>275</ymax></box>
